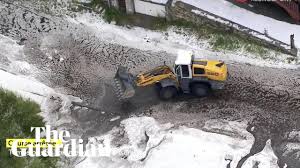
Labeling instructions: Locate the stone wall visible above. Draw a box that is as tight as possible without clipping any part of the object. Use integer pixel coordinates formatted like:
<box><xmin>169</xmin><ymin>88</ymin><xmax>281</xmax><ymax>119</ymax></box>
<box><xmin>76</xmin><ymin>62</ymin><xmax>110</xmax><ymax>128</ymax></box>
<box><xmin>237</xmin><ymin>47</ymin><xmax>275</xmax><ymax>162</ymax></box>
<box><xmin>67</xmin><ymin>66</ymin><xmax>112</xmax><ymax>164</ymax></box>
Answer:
<box><xmin>166</xmin><ymin>0</ymin><xmax>298</xmax><ymax>57</ymax></box>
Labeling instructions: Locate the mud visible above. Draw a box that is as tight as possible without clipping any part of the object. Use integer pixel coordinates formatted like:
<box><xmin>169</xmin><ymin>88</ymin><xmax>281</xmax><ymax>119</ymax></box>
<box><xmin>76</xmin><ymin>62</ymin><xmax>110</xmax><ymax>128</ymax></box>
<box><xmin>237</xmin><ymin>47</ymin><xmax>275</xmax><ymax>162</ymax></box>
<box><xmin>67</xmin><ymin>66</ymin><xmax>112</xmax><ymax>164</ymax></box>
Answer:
<box><xmin>1</xmin><ymin>1</ymin><xmax>300</xmax><ymax>167</ymax></box>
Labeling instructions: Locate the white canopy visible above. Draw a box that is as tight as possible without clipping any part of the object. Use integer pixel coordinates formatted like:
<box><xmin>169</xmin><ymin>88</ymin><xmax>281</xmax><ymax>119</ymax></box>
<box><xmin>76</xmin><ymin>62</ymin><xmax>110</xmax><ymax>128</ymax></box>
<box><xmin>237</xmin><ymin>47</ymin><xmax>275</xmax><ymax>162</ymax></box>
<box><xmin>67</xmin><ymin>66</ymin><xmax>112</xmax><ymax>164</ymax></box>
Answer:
<box><xmin>175</xmin><ymin>50</ymin><xmax>193</xmax><ymax>65</ymax></box>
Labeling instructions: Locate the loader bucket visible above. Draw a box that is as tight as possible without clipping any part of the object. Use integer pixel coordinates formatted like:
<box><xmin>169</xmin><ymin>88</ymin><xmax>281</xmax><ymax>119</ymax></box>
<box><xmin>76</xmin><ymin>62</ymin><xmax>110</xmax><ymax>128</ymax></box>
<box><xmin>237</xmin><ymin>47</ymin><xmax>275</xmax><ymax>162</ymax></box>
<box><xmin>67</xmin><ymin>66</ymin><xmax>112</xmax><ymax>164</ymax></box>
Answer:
<box><xmin>113</xmin><ymin>66</ymin><xmax>136</xmax><ymax>100</ymax></box>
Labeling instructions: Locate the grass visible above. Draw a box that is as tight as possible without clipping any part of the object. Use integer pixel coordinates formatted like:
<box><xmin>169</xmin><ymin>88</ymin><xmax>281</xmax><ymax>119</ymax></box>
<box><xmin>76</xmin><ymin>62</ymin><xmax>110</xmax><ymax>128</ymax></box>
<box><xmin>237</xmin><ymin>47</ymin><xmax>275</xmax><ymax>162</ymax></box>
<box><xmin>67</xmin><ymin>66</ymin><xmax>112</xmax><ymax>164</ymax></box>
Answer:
<box><xmin>150</xmin><ymin>19</ymin><xmax>269</xmax><ymax>57</ymax></box>
<box><xmin>73</xmin><ymin>0</ymin><xmax>127</xmax><ymax>22</ymax></box>
<box><xmin>74</xmin><ymin>1</ymin><xmax>285</xmax><ymax>58</ymax></box>
<box><xmin>103</xmin><ymin>6</ymin><xmax>124</xmax><ymax>23</ymax></box>
<box><xmin>0</xmin><ymin>89</ymin><xmax>58</xmax><ymax>168</ymax></box>
<box><xmin>210</xmin><ymin>33</ymin><xmax>268</xmax><ymax>56</ymax></box>
<box><xmin>24</xmin><ymin>0</ymin><xmax>289</xmax><ymax>58</ymax></box>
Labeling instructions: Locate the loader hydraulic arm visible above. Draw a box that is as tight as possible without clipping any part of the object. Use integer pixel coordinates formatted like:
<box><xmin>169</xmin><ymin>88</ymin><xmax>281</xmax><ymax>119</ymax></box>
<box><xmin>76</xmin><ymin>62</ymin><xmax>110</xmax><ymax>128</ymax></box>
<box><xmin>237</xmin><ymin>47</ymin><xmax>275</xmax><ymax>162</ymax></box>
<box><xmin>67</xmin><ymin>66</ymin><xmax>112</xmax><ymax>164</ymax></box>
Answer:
<box><xmin>113</xmin><ymin>65</ymin><xmax>177</xmax><ymax>100</ymax></box>
<box><xmin>135</xmin><ymin>65</ymin><xmax>177</xmax><ymax>87</ymax></box>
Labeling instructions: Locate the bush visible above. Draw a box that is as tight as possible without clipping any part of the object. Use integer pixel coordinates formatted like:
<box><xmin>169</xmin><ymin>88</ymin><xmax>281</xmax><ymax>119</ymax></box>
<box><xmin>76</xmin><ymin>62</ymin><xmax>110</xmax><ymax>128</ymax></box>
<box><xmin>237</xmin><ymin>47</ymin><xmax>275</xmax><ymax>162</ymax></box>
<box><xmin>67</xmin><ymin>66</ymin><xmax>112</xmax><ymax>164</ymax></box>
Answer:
<box><xmin>0</xmin><ymin>89</ymin><xmax>58</xmax><ymax>168</ymax></box>
<box><xmin>103</xmin><ymin>7</ymin><xmax>123</xmax><ymax>23</ymax></box>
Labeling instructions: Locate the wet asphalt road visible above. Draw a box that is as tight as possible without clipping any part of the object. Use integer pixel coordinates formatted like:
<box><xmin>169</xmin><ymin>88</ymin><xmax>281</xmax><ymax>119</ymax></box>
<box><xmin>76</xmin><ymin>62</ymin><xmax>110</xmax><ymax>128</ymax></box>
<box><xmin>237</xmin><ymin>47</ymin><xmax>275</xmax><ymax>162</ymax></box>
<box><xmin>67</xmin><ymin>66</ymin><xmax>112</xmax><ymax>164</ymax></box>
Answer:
<box><xmin>1</xmin><ymin>0</ymin><xmax>300</xmax><ymax>167</ymax></box>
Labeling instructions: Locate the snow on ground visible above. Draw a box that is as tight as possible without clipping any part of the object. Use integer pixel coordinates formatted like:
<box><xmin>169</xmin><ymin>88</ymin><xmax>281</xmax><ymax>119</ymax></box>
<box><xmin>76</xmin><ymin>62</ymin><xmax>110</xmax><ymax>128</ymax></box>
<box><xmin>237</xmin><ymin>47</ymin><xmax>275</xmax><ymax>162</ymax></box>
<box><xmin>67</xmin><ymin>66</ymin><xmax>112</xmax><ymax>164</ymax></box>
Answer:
<box><xmin>146</xmin><ymin>0</ymin><xmax>168</xmax><ymax>4</ymax></box>
<box><xmin>0</xmin><ymin>69</ymin><xmax>82</xmax><ymax>130</ymax></box>
<box><xmin>176</xmin><ymin>0</ymin><xmax>300</xmax><ymax>47</ymax></box>
<box><xmin>190</xmin><ymin>8</ymin><xmax>290</xmax><ymax>50</ymax></box>
<box><xmin>68</xmin><ymin>13</ymin><xmax>299</xmax><ymax>69</ymax></box>
<box><xmin>0</xmin><ymin>35</ymin><xmax>82</xmax><ymax>128</ymax></box>
<box><xmin>0</xmin><ymin>34</ymin><xmax>24</xmax><ymax>62</ymax></box>
<box><xmin>0</xmin><ymin>34</ymin><xmax>70</xmax><ymax>105</ymax></box>
<box><xmin>77</xmin><ymin>0</ymin><xmax>92</xmax><ymax>3</ymax></box>
<box><xmin>0</xmin><ymin>70</ymin><xmax>54</xmax><ymax>104</ymax></box>
<box><xmin>0</xmin><ymin>9</ymin><xmax>290</xmax><ymax>168</ymax></box>
<box><xmin>0</xmin><ymin>34</ymin><xmax>44</xmax><ymax>76</ymax></box>
<box><xmin>0</xmin><ymin>35</ymin><xmax>50</xmax><ymax>104</ymax></box>
<box><xmin>243</xmin><ymin>140</ymin><xmax>279</xmax><ymax>168</ymax></box>
<box><xmin>76</xmin><ymin>117</ymin><xmax>279</xmax><ymax>168</ymax></box>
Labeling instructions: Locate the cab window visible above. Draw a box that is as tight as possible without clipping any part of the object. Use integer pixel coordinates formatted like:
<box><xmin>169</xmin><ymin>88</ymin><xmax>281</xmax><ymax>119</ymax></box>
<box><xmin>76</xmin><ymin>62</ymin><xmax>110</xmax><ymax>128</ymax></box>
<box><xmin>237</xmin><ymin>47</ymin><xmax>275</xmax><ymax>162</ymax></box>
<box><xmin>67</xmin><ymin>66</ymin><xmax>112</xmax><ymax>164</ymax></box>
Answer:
<box><xmin>181</xmin><ymin>65</ymin><xmax>190</xmax><ymax>77</ymax></box>
<box><xmin>194</xmin><ymin>68</ymin><xmax>205</xmax><ymax>75</ymax></box>
<box><xmin>175</xmin><ymin>65</ymin><xmax>181</xmax><ymax>77</ymax></box>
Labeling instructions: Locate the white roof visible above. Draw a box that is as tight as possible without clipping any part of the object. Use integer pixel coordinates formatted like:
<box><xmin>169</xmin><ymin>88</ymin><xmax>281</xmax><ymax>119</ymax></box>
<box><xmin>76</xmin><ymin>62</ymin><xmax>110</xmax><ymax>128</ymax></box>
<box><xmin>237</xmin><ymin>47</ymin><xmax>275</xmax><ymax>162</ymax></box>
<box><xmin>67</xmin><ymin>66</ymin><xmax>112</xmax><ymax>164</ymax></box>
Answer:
<box><xmin>175</xmin><ymin>50</ymin><xmax>193</xmax><ymax>65</ymax></box>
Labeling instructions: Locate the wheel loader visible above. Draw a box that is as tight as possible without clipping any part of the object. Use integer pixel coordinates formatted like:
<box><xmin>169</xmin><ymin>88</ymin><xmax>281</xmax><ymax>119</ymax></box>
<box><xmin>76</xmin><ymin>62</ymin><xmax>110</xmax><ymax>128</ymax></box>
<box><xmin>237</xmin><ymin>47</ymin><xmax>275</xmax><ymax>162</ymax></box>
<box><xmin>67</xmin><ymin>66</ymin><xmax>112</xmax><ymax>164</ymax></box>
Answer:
<box><xmin>113</xmin><ymin>51</ymin><xmax>227</xmax><ymax>100</ymax></box>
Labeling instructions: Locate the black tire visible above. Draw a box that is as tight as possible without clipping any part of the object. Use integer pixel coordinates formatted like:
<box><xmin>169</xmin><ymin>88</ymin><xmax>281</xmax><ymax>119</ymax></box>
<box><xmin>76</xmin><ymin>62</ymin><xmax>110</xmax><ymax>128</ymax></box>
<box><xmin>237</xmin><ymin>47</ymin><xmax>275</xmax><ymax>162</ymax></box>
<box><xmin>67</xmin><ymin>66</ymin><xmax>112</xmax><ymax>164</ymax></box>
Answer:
<box><xmin>191</xmin><ymin>83</ymin><xmax>210</xmax><ymax>97</ymax></box>
<box><xmin>159</xmin><ymin>86</ymin><xmax>177</xmax><ymax>100</ymax></box>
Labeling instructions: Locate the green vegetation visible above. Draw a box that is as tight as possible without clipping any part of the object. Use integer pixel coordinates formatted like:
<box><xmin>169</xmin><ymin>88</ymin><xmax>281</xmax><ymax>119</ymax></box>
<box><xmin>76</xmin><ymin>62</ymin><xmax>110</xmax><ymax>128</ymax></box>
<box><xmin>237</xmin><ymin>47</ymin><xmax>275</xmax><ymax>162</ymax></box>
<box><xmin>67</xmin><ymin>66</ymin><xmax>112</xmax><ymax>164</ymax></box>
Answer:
<box><xmin>74</xmin><ymin>0</ymin><xmax>126</xmax><ymax>22</ymax></box>
<box><xmin>151</xmin><ymin>19</ymin><xmax>269</xmax><ymax>57</ymax></box>
<box><xmin>103</xmin><ymin>6</ymin><xmax>124</xmax><ymax>23</ymax></box>
<box><xmin>0</xmin><ymin>89</ymin><xmax>58</xmax><ymax>168</ymax></box>
<box><xmin>98</xmin><ymin>7</ymin><xmax>270</xmax><ymax>57</ymax></box>
<box><xmin>26</xmin><ymin>0</ymin><xmax>287</xmax><ymax>58</ymax></box>
<box><xmin>88</xmin><ymin>0</ymin><xmax>103</xmax><ymax>9</ymax></box>
<box><xmin>76</xmin><ymin>1</ymin><xmax>279</xmax><ymax>58</ymax></box>
<box><xmin>210</xmin><ymin>33</ymin><xmax>268</xmax><ymax>56</ymax></box>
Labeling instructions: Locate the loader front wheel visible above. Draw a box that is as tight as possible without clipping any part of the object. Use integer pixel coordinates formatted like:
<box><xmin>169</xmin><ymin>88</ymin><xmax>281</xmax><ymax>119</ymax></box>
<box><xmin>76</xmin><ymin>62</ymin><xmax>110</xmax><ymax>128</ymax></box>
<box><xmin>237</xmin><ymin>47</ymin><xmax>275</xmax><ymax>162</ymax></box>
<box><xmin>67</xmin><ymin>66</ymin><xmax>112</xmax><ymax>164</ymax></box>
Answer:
<box><xmin>159</xmin><ymin>86</ymin><xmax>177</xmax><ymax>100</ymax></box>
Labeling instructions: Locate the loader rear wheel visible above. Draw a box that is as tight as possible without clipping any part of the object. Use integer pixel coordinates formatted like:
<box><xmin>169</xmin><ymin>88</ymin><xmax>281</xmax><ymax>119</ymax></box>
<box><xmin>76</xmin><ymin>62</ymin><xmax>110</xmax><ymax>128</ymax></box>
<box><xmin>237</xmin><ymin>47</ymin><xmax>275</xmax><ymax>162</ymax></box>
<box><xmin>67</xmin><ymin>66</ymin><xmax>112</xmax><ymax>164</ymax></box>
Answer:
<box><xmin>159</xmin><ymin>86</ymin><xmax>177</xmax><ymax>100</ymax></box>
<box><xmin>192</xmin><ymin>83</ymin><xmax>210</xmax><ymax>97</ymax></box>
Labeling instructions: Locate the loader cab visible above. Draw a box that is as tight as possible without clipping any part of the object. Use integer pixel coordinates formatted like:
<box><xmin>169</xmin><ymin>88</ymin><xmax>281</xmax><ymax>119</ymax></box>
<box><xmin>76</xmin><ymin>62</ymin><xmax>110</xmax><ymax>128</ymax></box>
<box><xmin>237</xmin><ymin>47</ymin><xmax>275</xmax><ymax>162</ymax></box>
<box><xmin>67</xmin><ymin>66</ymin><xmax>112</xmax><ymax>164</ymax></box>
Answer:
<box><xmin>174</xmin><ymin>50</ymin><xmax>193</xmax><ymax>93</ymax></box>
<box><xmin>174</xmin><ymin>50</ymin><xmax>193</xmax><ymax>79</ymax></box>
<box><xmin>174</xmin><ymin>50</ymin><xmax>227</xmax><ymax>96</ymax></box>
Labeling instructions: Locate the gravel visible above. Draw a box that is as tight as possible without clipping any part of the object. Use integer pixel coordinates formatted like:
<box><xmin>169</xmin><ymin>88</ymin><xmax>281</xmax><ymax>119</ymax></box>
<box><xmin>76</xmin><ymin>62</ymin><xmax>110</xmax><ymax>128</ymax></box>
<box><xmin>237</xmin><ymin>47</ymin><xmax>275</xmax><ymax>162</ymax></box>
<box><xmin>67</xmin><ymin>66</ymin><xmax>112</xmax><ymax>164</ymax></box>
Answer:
<box><xmin>1</xmin><ymin>0</ymin><xmax>300</xmax><ymax>167</ymax></box>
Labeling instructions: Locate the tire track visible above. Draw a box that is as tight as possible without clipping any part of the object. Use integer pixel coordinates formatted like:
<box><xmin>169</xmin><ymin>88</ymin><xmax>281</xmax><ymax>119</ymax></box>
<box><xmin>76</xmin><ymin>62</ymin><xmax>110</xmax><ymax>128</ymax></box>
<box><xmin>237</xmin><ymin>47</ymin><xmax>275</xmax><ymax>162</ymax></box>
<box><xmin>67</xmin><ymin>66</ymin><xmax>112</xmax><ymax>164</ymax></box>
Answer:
<box><xmin>1</xmin><ymin>1</ymin><xmax>300</xmax><ymax>167</ymax></box>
